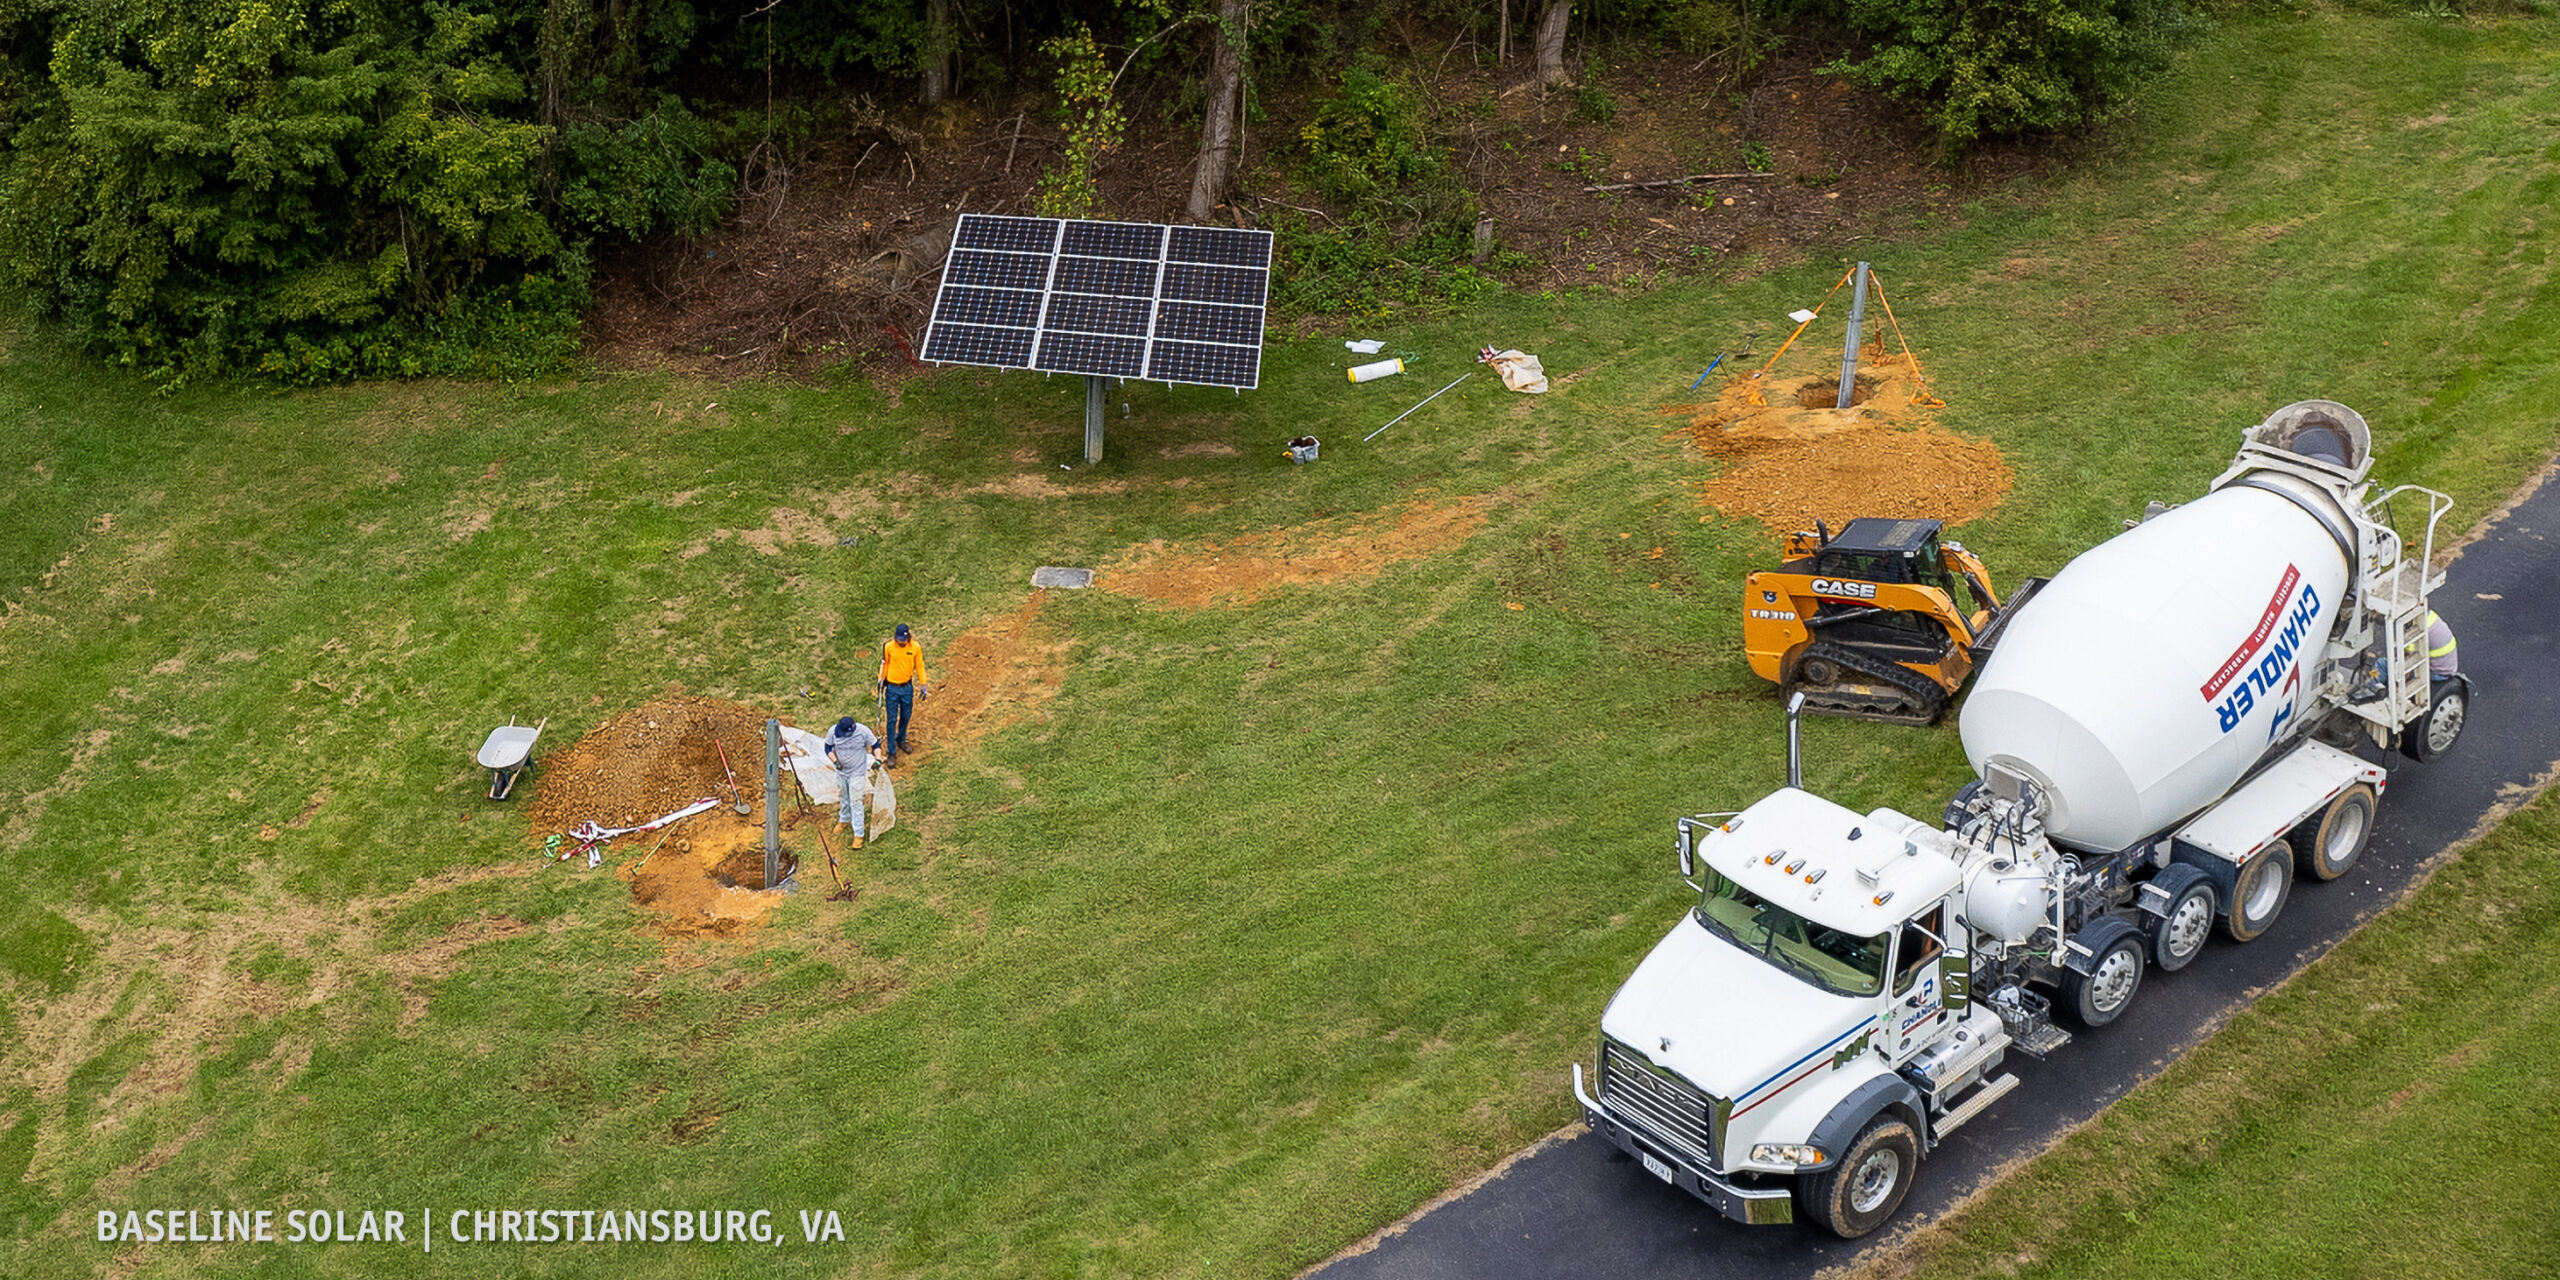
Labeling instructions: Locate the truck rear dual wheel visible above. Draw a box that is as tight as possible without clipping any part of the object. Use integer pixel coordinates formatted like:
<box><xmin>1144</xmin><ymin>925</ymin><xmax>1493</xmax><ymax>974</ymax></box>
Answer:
<box><xmin>2145</xmin><ymin>873</ymin><xmax>2218</xmax><ymax>973</ymax></box>
<box><xmin>2292</xmin><ymin>784</ymin><xmax>2377</xmax><ymax>882</ymax></box>
<box><xmin>2224</xmin><ymin>841</ymin><xmax>2294</xmax><ymax>943</ymax></box>
<box><xmin>1800</xmin><ymin>1117</ymin><xmax>1918</xmax><ymax>1239</ymax></box>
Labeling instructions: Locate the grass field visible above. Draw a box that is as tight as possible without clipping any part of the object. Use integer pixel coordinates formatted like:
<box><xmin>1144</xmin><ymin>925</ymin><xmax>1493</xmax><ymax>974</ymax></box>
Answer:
<box><xmin>5</xmin><ymin>10</ymin><xmax>2560</xmax><ymax>1279</ymax></box>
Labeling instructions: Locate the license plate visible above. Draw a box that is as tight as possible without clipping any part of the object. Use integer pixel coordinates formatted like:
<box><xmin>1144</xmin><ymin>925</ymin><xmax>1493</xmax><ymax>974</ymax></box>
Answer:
<box><xmin>1640</xmin><ymin>1151</ymin><xmax>1676</xmax><ymax>1184</ymax></box>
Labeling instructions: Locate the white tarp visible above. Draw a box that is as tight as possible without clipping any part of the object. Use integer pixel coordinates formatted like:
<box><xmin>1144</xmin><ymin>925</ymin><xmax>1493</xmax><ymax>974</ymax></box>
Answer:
<box><xmin>1482</xmin><ymin>348</ymin><xmax>1548</xmax><ymax>394</ymax></box>
<box><xmin>781</xmin><ymin>724</ymin><xmax>896</xmax><ymax>832</ymax></box>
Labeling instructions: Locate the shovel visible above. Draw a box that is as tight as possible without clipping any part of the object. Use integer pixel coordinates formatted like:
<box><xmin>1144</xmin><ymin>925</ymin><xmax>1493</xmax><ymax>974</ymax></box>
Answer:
<box><xmin>713</xmin><ymin>736</ymin><xmax>752</xmax><ymax>817</ymax></box>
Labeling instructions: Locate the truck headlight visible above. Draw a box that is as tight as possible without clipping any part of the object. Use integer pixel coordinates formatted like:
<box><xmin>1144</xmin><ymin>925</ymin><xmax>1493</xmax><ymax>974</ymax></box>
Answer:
<box><xmin>1750</xmin><ymin>1143</ymin><xmax>1828</xmax><ymax>1168</ymax></box>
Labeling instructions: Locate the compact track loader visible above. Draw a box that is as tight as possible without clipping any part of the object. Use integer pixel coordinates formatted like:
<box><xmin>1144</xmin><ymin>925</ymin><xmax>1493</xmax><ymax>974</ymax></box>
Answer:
<box><xmin>1742</xmin><ymin>518</ymin><xmax>2039</xmax><ymax>725</ymax></box>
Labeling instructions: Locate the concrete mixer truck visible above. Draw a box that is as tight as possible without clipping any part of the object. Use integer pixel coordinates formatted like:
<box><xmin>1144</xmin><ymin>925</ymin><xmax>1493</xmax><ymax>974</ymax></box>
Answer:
<box><xmin>1572</xmin><ymin>402</ymin><xmax>2470</xmax><ymax>1238</ymax></box>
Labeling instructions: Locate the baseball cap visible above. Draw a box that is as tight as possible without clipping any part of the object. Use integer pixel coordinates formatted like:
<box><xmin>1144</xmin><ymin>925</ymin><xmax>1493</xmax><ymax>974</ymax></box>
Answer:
<box><xmin>894</xmin><ymin>623</ymin><xmax>911</xmax><ymax>641</ymax></box>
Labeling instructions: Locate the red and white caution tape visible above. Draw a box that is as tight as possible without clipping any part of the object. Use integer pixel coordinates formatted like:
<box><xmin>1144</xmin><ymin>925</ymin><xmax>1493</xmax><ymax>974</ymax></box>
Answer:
<box><xmin>563</xmin><ymin>798</ymin><xmax>722</xmax><ymax>848</ymax></box>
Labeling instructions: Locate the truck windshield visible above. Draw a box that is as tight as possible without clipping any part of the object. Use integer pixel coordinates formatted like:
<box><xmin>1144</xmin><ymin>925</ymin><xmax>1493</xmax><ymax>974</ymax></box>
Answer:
<box><xmin>1692</xmin><ymin>868</ymin><xmax>1888</xmax><ymax>998</ymax></box>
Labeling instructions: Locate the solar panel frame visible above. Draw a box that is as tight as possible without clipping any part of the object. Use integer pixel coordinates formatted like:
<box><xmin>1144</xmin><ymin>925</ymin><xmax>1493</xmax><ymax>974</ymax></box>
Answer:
<box><xmin>922</xmin><ymin>213</ymin><xmax>1271</xmax><ymax>390</ymax></box>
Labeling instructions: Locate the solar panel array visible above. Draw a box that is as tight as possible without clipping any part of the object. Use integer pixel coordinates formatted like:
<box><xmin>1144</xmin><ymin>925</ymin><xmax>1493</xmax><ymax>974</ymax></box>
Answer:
<box><xmin>921</xmin><ymin>215</ymin><xmax>1274</xmax><ymax>389</ymax></box>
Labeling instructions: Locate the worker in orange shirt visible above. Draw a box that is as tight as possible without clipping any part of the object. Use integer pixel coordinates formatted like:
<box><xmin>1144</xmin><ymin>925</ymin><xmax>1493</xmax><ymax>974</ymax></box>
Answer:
<box><xmin>876</xmin><ymin>623</ymin><xmax>931</xmax><ymax>767</ymax></box>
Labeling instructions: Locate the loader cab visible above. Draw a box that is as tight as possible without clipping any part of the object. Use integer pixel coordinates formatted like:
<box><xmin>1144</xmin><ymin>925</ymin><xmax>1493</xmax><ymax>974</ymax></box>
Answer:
<box><xmin>1811</xmin><ymin>519</ymin><xmax>1953</xmax><ymax>594</ymax></box>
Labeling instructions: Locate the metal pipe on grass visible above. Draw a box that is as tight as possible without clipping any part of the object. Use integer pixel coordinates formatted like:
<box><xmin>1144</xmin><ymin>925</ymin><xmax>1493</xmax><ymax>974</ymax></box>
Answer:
<box><xmin>1364</xmin><ymin>373</ymin><xmax>1473</xmax><ymax>442</ymax></box>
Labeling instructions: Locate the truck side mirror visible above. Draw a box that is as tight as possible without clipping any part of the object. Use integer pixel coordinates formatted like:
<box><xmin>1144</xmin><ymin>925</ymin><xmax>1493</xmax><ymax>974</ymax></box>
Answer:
<box><xmin>1677</xmin><ymin>826</ymin><xmax>1693</xmax><ymax>879</ymax></box>
<box><xmin>1941</xmin><ymin>944</ymin><xmax>1972</xmax><ymax>1014</ymax></box>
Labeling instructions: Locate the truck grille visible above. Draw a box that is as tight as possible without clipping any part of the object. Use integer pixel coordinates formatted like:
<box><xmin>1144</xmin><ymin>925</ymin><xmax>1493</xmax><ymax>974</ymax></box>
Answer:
<box><xmin>1599</xmin><ymin>1039</ymin><xmax>1721</xmax><ymax>1169</ymax></box>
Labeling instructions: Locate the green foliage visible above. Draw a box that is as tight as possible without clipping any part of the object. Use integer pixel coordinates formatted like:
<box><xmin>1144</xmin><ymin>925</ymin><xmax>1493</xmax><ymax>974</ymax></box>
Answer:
<box><xmin>1277</xmin><ymin>66</ymin><xmax>1489</xmax><ymax>315</ymax></box>
<box><xmin>1034</xmin><ymin>26</ymin><xmax>1125</xmax><ymax>218</ymax></box>
<box><xmin>555</xmin><ymin>97</ymin><xmax>736</xmax><ymax>240</ymax></box>
<box><xmin>1299</xmin><ymin>67</ymin><xmax>1438</xmax><ymax>203</ymax></box>
<box><xmin>0</xmin><ymin>0</ymin><xmax>735</xmax><ymax>384</ymax></box>
<box><xmin>1598</xmin><ymin>0</ymin><xmax>1752</xmax><ymax>54</ymax></box>
<box><xmin>1825</xmin><ymin>0</ymin><xmax>2196</xmax><ymax>155</ymax></box>
<box><xmin>1575</xmin><ymin>56</ymin><xmax>1620</xmax><ymax>123</ymax></box>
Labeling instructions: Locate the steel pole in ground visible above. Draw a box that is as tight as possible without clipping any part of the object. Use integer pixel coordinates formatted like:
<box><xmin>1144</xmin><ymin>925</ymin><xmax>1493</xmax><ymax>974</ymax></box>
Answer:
<box><xmin>765</xmin><ymin>718</ymin><xmax>781</xmax><ymax>889</ymax></box>
<box><xmin>1832</xmin><ymin>264</ymin><xmax>1873</xmax><ymax>409</ymax></box>
<box><xmin>1084</xmin><ymin>375</ymin><xmax>1106</xmax><ymax>464</ymax></box>
<box><xmin>1836</xmin><ymin>262</ymin><xmax>1869</xmax><ymax>409</ymax></box>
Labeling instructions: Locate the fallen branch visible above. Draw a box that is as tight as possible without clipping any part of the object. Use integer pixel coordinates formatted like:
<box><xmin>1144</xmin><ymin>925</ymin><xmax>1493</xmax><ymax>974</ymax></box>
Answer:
<box><xmin>1581</xmin><ymin>171</ymin><xmax>1776</xmax><ymax>193</ymax></box>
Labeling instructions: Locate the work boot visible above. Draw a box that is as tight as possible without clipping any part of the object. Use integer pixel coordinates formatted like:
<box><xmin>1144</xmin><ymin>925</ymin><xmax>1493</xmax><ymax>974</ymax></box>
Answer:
<box><xmin>850</xmin><ymin>836</ymin><xmax>864</xmax><ymax>850</ymax></box>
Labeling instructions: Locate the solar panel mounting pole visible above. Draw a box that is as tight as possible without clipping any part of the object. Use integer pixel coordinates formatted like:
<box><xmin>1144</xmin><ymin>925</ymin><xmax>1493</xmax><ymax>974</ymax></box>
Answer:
<box><xmin>764</xmin><ymin>718</ymin><xmax>781</xmax><ymax>889</ymax></box>
<box><xmin>1084</xmin><ymin>375</ymin><xmax>1107</xmax><ymax>464</ymax></box>
<box><xmin>1836</xmin><ymin>261</ymin><xmax>1869</xmax><ymax>409</ymax></box>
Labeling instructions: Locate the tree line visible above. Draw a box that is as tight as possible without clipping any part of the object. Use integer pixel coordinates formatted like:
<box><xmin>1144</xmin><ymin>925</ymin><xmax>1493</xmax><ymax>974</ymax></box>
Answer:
<box><xmin>0</xmin><ymin>0</ymin><xmax>2210</xmax><ymax>385</ymax></box>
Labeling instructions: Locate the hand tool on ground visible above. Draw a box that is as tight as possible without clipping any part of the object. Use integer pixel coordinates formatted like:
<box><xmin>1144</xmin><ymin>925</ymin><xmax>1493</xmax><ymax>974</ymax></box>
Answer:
<box><xmin>712</xmin><ymin>736</ymin><xmax>752</xmax><ymax>816</ymax></box>
<box><xmin>633</xmin><ymin>824</ymin><xmax>677</xmax><ymax>872</ymax></box>
<box><xmin>784</xmin><ymin>749</ymin><xmax>857</xmax><ymax>902</ymax></box>
<box><xmin>1365</xmin><ymin>372</ymin><xmax>1473</xmax><ymax>443</ymax></box>
<box><xmin>1688</xmin><ymin>351</ymin><xmax>1727</xmax><ymax>392</ymax></box>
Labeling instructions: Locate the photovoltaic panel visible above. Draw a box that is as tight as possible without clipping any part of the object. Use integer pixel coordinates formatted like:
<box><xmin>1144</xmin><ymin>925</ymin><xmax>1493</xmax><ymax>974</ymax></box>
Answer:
<box><xmin>932</xmin><ymin>286</ymin><xmax>1043</xmax><ymax>329</ymax></box>
<box><xmin>1167</xmin><ymin>226</ymin><xmax>1271</xmax><ymax>269</ymax></box>
<box><xmin>1160</xmin><ymin>263</ymin><xmax>1267</xmax><ymax>308</ymax></box>
<box><xmin>1035</xmin><ymin>331</ymin><xmax>1147</xmax><ymax>378</ymax></box>
<box><xmin>953</xmin><ymin>216</ymin><xmax>1062</xmax><ymax>254</ymax></box>
<box><xmin>1146</xmin><ymin>341</ymin><xmax>1259</xmax><ymax>387</ymax></box>
<box><xmin>1052</xmin><ymin>255</ymin><xmax>1159</xmax><ymax>299</ymax></box>
<box><xmin>1061</xmin><ymin>220</ymin><xmax>1167</xmax><ymax>260</ymax></box>
<box><xmin>1043</xmin><ymin>292</ymin><xmax>1152</xmax><ymax>336</ymax></box>
<box><xmin>920</xmin><ymin>323</ymin><xmax>1036</xmax><ymax>368</ymax></box>
<box><xmin>1155</xmin><ymin>301</ymin><xmax>1263</xmax><ymax>347</ymax></box>
<box><xmin>922</xmin><ymin>213</ymin><xmax>1272</xmax><ymax>389</ymax></box>
<box><xmin>943</xmin><ymin>250</ymin><xmax>1053</xmax><ymax>292</ymax></box>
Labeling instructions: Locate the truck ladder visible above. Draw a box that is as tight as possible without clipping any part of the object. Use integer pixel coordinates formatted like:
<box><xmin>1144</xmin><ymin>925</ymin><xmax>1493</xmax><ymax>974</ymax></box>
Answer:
<box><xmin>2341</xmin><ymin>485</ymin><xmax>2453</xmax><ymax>737</ymax></box>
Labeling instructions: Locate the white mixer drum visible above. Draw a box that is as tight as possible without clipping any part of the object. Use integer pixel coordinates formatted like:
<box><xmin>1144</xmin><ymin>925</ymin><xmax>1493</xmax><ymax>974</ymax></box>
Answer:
<box><xmin>1961</xmin><ymin>484</ymin><xmax>2349</xmax><ymax>850</ymax></box>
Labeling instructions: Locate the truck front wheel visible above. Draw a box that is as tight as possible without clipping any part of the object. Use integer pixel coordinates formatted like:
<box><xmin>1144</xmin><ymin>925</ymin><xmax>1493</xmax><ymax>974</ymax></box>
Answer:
<box><xmin>2225</xmin><ymin>842</ymin><xmax>2294</xmax><ymax>943</ymax></box>
<box><xmin>1801</xmin><ymin>1117</ymin><xmax>1918</xmax><ymax>1239</ymax></box>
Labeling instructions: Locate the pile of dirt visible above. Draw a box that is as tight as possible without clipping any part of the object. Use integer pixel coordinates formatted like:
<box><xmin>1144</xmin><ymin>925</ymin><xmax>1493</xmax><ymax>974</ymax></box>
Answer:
<box><xmin>1669</xmin><ymin>346</ymin><xmax>2012</xmax><ymax>532</ymax></box>
<box><xmin>1099</xmin><ymin>498</ymin><xmax>1489</xmax><ymax>609</ymax></box>
<box><xmin>527</xmin><ymin>693</ymin><xmax>786</xmax><ymax>833</ymax></box>
<box><xmin>526</xmin><ymin>692</ymin><xmax>814</xmax><ymax>941</ymax></box>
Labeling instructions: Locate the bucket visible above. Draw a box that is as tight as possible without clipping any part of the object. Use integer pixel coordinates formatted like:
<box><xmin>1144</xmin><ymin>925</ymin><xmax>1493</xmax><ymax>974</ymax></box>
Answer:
<box><xmin>1285</xmin><ymin>436</ymin><xmax>1320</xmax><ymax>463</ymax></box>
<box><xmin>1348</xmin><ymin>358</ymin><xmax>1405</xmax><ymax>383</ymax></box>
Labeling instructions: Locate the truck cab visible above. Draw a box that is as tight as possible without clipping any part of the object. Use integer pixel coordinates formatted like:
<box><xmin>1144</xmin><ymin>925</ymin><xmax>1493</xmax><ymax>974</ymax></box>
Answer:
<box><xmin>1574</xmin><ymin>788</ymin><xmax>2017</xmax><ymax>1238</ymax></box>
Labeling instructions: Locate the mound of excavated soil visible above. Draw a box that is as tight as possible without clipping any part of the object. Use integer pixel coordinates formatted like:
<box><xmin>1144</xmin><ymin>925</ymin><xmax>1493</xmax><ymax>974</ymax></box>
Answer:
<box><xmin>1669</xmin><ymin>345</ymin><xmax>2011</xmax><ymax>532</ymax></box>
<box><xmin>1098</xmin><ymin>498</ymin><xmax>1489</xmax><ymax>609</ymax></box>
<box><xmin>526</xmin><ymin>693</ymin><xmax>814</xmax><ymax>941</ymax></box>
<box><xmin>527</xmin><ymin>693</ymin><xmax>782</xmax><ymax>833</ymax></box>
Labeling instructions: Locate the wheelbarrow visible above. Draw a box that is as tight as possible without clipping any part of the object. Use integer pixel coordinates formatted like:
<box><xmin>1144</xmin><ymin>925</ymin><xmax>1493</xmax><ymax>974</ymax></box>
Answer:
<box><xmin>476</xmin><ymin>717</ymin><xmax>546</xmax><ymax>801</ymax></box>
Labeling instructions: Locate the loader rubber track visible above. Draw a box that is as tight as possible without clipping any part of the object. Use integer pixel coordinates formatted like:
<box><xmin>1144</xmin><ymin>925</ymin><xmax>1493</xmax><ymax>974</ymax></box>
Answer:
<box><xmin>1781</xmin><ymin>638</ymin><xmax>1953</xmax><ymax>726</ymax></box>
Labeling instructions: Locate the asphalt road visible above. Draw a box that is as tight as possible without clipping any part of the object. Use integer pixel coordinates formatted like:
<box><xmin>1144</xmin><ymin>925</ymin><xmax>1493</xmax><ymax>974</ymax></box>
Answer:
<box><xmin>1318</xmin><ymin>466</ymin><xmax>2560</xmax><ymax>1280</ymax></box>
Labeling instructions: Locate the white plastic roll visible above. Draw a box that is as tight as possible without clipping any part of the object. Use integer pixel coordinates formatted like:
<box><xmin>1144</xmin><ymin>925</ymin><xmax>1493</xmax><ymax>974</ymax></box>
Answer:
<box><xmin>1348</xmin><ymin>358</ymin><xmax>1405</xmax><ymax>383</ymax></box>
